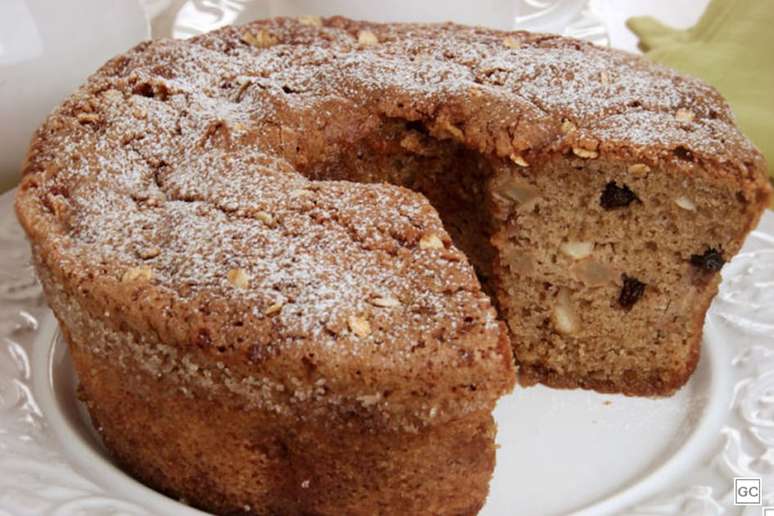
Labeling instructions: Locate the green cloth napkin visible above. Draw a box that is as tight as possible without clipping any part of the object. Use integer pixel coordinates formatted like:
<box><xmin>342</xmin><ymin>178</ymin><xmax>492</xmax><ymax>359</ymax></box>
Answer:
<box><xmin>627</xmin><ymin>0</ymin><xmax>773</xmax><ymax>182</ymax></box>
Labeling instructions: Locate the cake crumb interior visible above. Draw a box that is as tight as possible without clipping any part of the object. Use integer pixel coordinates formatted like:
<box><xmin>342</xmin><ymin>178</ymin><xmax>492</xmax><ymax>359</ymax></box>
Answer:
<box><xmin>301</xmin><ymin>117</ymin><xmax>753</xmax><ymax>394</ymax></box>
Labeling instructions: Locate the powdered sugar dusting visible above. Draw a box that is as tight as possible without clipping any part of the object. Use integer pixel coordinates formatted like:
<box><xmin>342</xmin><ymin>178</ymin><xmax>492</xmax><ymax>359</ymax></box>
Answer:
<box><xmin>17</xmin><ymin>17</ymin><xmax>763</xmax><ymax>379</ymax></box>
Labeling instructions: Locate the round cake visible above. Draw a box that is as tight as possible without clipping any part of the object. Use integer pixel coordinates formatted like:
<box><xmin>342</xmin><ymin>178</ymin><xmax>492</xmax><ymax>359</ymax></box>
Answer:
<box><xmin>15</xmin><ymin>16</ymin><xmax>770</xmax><ymax>515</ymax></box>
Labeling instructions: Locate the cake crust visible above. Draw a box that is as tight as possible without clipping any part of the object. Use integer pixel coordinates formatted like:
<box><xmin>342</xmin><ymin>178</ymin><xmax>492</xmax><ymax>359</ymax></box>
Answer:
<box><xmin>17</xmin><ymin>17</ymin><xmax>769</xmax><ymax>397</ymax></box>
<box><xmin>14</xmin><ymin>15</ymin><xmax>771</xmax><ymax>514</ymax></box>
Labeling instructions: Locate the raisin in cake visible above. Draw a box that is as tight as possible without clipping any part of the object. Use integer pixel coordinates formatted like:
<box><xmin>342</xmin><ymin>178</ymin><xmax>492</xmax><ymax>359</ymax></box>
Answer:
<box><xmin>14</xmin><ymin>16</ymin><xmax>770</xmax><ymax>515</ymax></box>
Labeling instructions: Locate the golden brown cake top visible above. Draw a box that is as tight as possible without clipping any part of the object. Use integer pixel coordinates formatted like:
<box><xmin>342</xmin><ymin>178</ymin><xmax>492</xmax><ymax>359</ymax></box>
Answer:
<box><xmin>15</xmin><ymin>17</ymin><xmax>769</xmax><ymax>424</ymax></box>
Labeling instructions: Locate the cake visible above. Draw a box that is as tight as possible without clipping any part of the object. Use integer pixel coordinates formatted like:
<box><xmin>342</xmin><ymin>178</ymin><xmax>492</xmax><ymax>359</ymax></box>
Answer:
<box><xmin>14</xmin><ymin>15</ymin><xmax>770</xmax><ymax>515</ymax></box>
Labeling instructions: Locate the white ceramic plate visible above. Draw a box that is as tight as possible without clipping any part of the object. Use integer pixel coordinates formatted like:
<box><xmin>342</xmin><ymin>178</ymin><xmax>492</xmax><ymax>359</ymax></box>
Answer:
<box><xmin>3</xmin><ymin>184</ymin><xmax>774</xmax><ymax>516</ymax></box>
<box><xmin>142</xmin><ymin>0</ymin><xmax>608</xmax><ymax>44</ymax></box>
